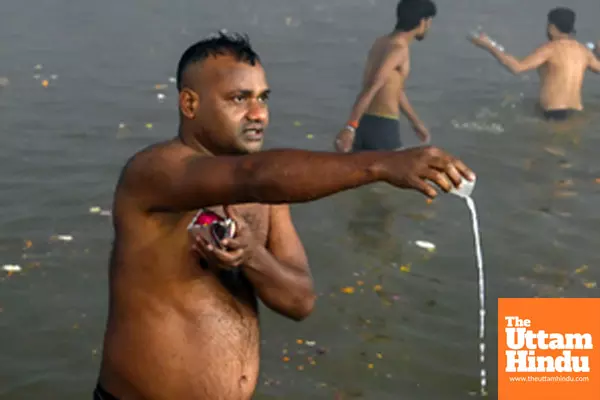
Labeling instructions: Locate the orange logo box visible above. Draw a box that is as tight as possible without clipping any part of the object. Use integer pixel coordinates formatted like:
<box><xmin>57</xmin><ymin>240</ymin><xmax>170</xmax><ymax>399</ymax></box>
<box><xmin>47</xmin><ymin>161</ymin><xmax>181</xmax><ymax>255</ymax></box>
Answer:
<box><xmin>498</xmin><ymin>298</ymin><xmax>600</xmax><ymax>400</ymax></box>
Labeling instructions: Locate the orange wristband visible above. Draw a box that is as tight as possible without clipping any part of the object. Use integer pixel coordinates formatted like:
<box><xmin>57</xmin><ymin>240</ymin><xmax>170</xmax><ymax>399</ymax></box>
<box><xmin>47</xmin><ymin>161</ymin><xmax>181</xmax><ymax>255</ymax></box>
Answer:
<box><xmin>347</xmin><ymin>120</ymin><xmax>359</xmax><ymax>129</ymax></box>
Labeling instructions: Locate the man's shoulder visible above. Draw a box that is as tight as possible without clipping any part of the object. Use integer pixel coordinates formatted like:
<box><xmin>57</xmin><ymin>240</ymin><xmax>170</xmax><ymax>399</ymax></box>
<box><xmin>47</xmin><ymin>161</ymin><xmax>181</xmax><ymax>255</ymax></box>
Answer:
<box><xmin>545</xmin><ymin>40</ymin><xmax>591</xmax><ymax>62</ymax></box>
<box><xmin>545</xmin><ymin>39</ymin><xmax>587</xmax><ymax>52</ymax></box>
<box><xmin>121</xmin><ymin>140</ymin><xmax>189</xmax><ymax>181</ymax></box>
<box><xmin>371</xmin><ymin>36</ymin><xmax>406</xmax><ymax>53</ymax></box>
<box><xmin>113</xmin><ymin>139</ymin><xmax>196</xmax><ymax>216</ymax></box>
<box><xmin>116</xmin><ymin>139</ymin><xmax>194</xmax><ymax>199</ymax></box>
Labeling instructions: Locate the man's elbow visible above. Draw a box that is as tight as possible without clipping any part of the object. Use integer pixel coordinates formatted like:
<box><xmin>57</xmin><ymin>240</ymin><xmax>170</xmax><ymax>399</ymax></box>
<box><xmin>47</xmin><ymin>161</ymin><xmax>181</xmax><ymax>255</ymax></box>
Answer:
<box><xmin>508</xmin><ymin>64</ymin><xmax>524</xmax><ymax>75</ymax></box>
<box><xmin>288</xmin><ymin>290</ymin><xmax>317</xmax><ymax>322</ymax></box>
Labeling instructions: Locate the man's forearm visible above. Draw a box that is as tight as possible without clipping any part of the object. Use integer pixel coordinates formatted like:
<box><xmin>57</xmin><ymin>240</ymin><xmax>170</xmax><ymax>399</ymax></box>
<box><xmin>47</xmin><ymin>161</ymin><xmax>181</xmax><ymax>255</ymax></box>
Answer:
<box><xmin>239</xmin><ymin>149</ymin><xmax>387</xmax><ymax>204</ymax></box>
<box><xmin>487</xmin><ymin>46</ymin><xmax>521</xmax><ymax>74</ymax></box>
<box><xmin>347</xmin><ymin>88</ymin><xmax>376</xmax><ymax>125</ymax></box>
<box><xmin>243</xmin><ymin>246</ymin><xmax>315</xmax><ymax>321</ymax></box>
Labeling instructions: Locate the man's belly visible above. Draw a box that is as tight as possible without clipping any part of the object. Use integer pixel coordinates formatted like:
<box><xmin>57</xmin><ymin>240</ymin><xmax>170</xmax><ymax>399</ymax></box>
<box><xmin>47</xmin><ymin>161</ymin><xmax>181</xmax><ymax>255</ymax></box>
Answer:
<box><xmin>100</xmin><ymin>292</ymin><xmax>260</xmax><ymax>399</ymax></box>
<box><xmin>365</xmin><ymin>86</ymin><xmax>402</xmax><ymax>119</ymax></box>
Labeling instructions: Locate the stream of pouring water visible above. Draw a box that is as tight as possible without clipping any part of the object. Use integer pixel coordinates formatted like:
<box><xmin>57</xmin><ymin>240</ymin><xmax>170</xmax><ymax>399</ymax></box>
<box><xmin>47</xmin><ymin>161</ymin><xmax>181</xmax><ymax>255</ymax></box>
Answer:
<box><xmin>464</xmin><ymin>196</ymin><xmax>487</xmax><ymax>397</ymax></box>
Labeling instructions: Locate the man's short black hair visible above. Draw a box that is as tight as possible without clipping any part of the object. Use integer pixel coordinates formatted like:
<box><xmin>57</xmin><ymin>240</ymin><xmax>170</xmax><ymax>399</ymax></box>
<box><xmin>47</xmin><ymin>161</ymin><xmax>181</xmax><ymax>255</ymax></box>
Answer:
<box><xmin>176</xmin><ymin>30</ymin><xmax>260</xmax><ymax>91</ymax></box>
<box><xmin>395</xmin><ymin>0</ymin><xmax>437</xmax><ymax>32</ymax></box>
<box><xmin>548</xmin><ymin>7</ymin><xmax>576</xmax><ymax>34</ymax></box>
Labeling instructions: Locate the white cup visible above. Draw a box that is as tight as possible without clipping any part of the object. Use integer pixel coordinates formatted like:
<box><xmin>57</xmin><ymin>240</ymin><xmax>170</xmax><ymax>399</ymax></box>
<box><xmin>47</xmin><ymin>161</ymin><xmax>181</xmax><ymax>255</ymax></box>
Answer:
<box><xmin>450</xmin><ymin>176</ymin><xmax>476</xmax><ymax>198</ymax></box>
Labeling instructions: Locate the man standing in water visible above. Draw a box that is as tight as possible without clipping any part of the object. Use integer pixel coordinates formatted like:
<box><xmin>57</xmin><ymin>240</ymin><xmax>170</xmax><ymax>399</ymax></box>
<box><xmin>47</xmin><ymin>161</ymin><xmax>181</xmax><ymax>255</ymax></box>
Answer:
<box><xmin>334</xmin><ymin>0</ymin><xmax>437</xmax><ymax>153</ymax></box>
<box><xmin>95</xmin><ymin>32</ymin><xmax>474</xmax><ymax>400</ymax></box>
<box><xmin>470</xmin><ymin>7</ymin><xmax>600</xmax><ymax>121</ymax></box>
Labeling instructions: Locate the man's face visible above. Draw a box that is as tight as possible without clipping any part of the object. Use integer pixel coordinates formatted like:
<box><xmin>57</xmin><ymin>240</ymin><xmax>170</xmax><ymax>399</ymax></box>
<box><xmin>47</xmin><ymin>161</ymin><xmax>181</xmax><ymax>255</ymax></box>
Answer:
<box><xmin>181</xmin><ymin>54</ymin><xmax>270</xmax><ymax>155</ymax></box>
<box><xmin>416</xmin><ymin>18</ymin><xmax>432</xmax><ymax>41</ymax></box>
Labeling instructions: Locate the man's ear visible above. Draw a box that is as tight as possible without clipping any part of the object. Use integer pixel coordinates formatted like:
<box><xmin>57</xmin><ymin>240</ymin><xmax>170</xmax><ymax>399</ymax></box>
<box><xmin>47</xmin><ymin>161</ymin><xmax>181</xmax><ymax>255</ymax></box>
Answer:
<box><xmin>179</xmin><ymin>88</ymin><xmax>200</xmax><ymax>119</ymax></box>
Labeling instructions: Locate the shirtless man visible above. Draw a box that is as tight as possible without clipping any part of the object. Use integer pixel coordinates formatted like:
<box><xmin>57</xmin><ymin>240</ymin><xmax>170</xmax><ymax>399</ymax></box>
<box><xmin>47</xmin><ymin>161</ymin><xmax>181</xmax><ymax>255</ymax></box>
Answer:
<box><xmin>335</xmin><ymin>0</ymin><xmax>437</xmax><ymax>153</ymax></box>
<box><xmin>471</xmin><ymin>7</ymin><xmax>600</xmax><ymax>121</ymax></box>
<box><xmin>95</xmin><ymin>31</ymin><xmax>474</xmax><ymax>400</ymax></box>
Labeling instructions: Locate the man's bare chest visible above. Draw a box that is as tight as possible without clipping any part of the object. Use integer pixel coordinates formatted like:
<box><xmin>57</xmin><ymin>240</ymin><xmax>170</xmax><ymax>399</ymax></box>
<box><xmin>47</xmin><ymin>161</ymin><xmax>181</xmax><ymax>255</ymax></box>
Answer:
<box><xmin>204</xmin><ymin>204</ymin><xmax>270</xmax><ymax>246</ymax></box>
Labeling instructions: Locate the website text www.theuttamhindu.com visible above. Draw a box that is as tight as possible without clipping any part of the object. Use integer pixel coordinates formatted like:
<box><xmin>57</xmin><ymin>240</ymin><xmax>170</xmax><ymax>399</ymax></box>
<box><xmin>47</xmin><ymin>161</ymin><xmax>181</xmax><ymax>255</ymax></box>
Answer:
<box><xmin>508</xmin><ymin>376</ymin><xmax>590</xmax><ymax>383</ymax></box>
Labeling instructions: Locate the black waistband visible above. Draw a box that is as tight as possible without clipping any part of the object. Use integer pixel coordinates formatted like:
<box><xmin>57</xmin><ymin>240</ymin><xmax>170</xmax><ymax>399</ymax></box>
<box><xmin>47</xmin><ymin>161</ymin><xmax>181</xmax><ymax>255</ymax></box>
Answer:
<box><xmin>93</xmin><ymin>383</ymin><xmax>120</xmax><ymax>400</ymax></box>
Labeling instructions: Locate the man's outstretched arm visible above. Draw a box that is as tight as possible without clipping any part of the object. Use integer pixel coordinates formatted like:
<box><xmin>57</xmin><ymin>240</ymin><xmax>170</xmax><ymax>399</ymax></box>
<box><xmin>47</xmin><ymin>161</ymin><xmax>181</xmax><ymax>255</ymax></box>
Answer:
<box><xmin>471</xmin><ymin>35</ymin><xmax>552</xmax><ymax>75</ymax></box>
<box><xmin>121</xmin><ymin>145</ymin><xmax>474</xmax><ymax>214</ymax></box>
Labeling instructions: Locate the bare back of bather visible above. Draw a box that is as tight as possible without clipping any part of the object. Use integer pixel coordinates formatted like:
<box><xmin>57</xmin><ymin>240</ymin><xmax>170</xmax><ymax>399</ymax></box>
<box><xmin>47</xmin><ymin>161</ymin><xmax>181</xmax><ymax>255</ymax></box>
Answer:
<box><xmin>537</xmin><ymin>39</ymin><xmax>590</xmax><ymax>111</ymax></box>
<box><xmin>471</xmin><ymin>7</ymin><xmax>600</xmax><ymax>119</ymax></box>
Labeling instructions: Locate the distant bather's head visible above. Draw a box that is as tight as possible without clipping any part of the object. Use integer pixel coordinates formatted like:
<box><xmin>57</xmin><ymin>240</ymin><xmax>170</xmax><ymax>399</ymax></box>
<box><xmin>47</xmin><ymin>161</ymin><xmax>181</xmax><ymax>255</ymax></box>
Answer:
<box><xmin>395</xmin><ymin>0</ymin><xmax>437</xmax><ymax>41</ymax></box>
<box><xmin>547</xmin><ymin>7</ymin><xmax>576</xmax><ymax>40</ymax></box>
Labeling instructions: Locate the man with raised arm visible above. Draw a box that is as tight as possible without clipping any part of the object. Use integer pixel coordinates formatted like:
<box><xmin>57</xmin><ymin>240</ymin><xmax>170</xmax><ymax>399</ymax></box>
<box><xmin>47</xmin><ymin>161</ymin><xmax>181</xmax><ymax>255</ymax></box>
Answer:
<box><xmin>470</xmin><ymin>7</ymin><xmax>600</xmax><ymax>121</ymax></box>
<box><xmin>95</xmin><ymin>32</ymin><xmax>474</xmax><ymax>400</ymax></box>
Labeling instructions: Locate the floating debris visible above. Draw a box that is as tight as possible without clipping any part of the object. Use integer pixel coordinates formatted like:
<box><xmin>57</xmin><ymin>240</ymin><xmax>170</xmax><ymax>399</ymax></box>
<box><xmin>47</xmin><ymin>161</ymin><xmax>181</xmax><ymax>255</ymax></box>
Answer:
<box><xmin>554</xmin><ymin>190</ymin><xmax>578</xmax><ymax>198</ymax></box>
<box><xmin>583</xmin><ymin>281</ymin><xmax>597</xmax><ymax>289</ymax></box>
<box><xmin>415</xmin><ymin>240</ymin><xmax>436</xmax><ymax>251</ymax></box>
<box><xmin>306</xmin><ymin>134</ymin><xmax>314</xmax><ymax>139</ymax></box>
<box><xmin>50</xmin><ymin>74</ymin><xmax>58</xmax><ymax>80</ymax></box>
<box><xmin>2</xmin><ymin>265</ymin><xmax>22</xmax><ymax>272</ymax></box>
<box><xmin>340</xmin><ymin>286</ymin><xmax>355</xmax><ymax>294</ymax></box>
<box><xmin>41</xmin><ymin>80</ymin><xmax>49</xmax><ymax>88</ymax></box>
<box><xmin>118</xmin><ymin>123</ymin><xmax>126</xmax><ymax>129</ymax></box>
<box><xmin>544</xmin><ymin>146</ymin><xmax>565</xmax><ymax>157</ymax></box>
<box><xmin>451</xmin><ymin>119</ymin><xmax>504</xmax><ymax>134</ymax></box>
<box><xmin>34</xmin><ymin>64</ymin><xmax>43</xmax><ymax>70</ymax></box>
<box><xmin>400</xmin><ymin>264</ymin><xmax>411</xmax><ymax>273</ymax></box>
<box><xmin>575</xmin><ymin>265</ymin><xmax>589</xmax><ymax>274</ymax></box>
<box><xmin>157</xmin><ymin>93</ymin><xmax>166</xmax><ymax>102</ymax></box>
<box><xmin>0</xmin><ymin>77</ymin><xmax>9</xmax><ymax>87</ymax></box>
<box><xmin>559</xmin><ymin>161</ymin><xmax>572</xmax><ymax>169</ymax></box>
<box><xmin>145</xmin><ymin>123</ymin><xmax>153</xmax><ymax>129</ymax></box>
<box><xmin>51</xmin><ymin>234</ymin><xmax>73</xmax><ymax>242</ymax></box>
<box><xmin>293</xmin><ymin>121</ymin><xmax>302</xmax><ymax>127</ymax></box>
<box><xmin>33</xmin><ymin>74</ymin><xmax>41</xmax><ymax>80</ymax></box>
<box><xmin>89</xmin><ymin>206</ymin><xmax>111</xmax><ymax>216</ymax></box>
<box><xmin>154</xmin><ymin>84</ymin><xmax>168</xmax><ymax>90</ymax></box>
<box><xmin>168</xmin><ymin>77</ymin><xmax>177</xmax><ymax>84</ymax></box>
